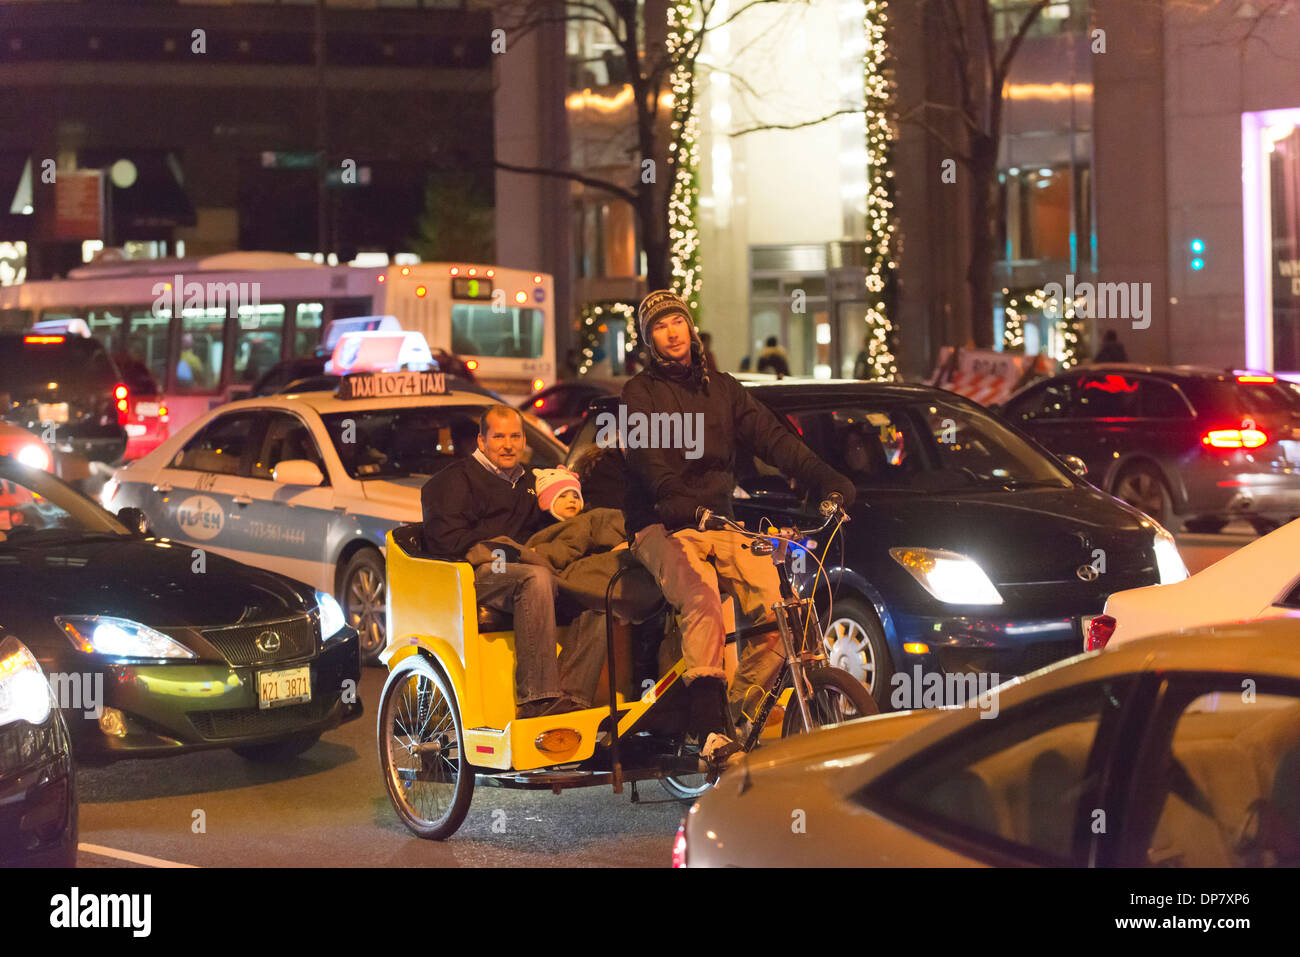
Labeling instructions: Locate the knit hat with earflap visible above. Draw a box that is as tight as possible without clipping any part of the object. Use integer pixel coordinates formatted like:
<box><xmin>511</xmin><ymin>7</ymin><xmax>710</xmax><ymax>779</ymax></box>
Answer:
<box><xmin>636</xmin><ymin>289</ymin><xmax>709</xmax><ymax>387</ymax></box>
<box><xmin>532</xmin><ymin>466</ymin><xmax>583</xmax><ymax>517</ymax></box>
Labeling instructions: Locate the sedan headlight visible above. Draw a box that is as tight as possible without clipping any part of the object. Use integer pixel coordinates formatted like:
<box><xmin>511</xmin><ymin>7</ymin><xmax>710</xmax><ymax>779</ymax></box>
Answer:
<box><xmin>315</xmin><ymin>590</ymin><xmax>347</xmax><ymax>640</ymax></box>
<box><xmin>56</xmin><ymin>616</ymin><xmax>196</xmax><ymax>659</ymax></box>
<box><xmin>1151</xmin><ymin>523</ymin><xmax>1189</xmax><ymax>584</ymax></box>
<box><xmin>0</xmin><ymin>635</ymin><xmax>53</xmax><ymax>727</ymax></box>
<box><xmin>890</xmin><ymin>547</ymin><xmax>1004</xmax><ymax>605</ymax></box>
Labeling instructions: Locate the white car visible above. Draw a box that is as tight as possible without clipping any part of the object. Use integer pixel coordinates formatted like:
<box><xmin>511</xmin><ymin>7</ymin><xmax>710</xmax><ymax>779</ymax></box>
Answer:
<box><xmin>103</xmin><ymin>370</ymin><xmax>566</xmax><ymax>662</ymax></box>
<box><xmin>679</xmin><ymin>618</ymin><xmax>1300</xmax><ymax>868</ymax></box>
<box><xmin>1087</xmin><ymin>518</ymin><xmax>1300</xmax><ymax>651</ymax></box>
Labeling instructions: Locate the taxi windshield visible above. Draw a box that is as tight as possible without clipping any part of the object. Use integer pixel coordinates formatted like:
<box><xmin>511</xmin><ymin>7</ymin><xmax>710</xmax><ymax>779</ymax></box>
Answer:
<box><xmin>0</xmin><ymin>462</ymin><xmax>128</xmax><ymax>547</ymax></box>
<box><xmin>320</xmin><ymin>406</ymin><xmax>560</xmax><ymax>480</ymax></box>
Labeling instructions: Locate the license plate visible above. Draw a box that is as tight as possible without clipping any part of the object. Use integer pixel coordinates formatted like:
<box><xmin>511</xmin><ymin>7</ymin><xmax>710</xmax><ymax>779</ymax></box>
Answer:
<box><xmin>257</xmin><ymin>666</ymin><xmax>311</xmax><ymax>709</ymax></box>
<box><xmin>135</xmin><ymin>402</ymin><xmax>160</xmax><ymax>417</ymax></box>
<box><xmin>37</xmin><ymin>402</ymin><xmax>68</xmax><ymax>424</ymax></box>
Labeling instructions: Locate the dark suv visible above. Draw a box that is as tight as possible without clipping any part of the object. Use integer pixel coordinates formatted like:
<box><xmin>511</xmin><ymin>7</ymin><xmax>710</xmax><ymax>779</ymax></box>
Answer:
<box><xmin>998</xmin><ymin>365</ymin><xmax>1300</xmax><ymax>533</ymax></box>
<box><xmin>0</xmin><ymin>334</ymin><xmax>128</xmax><ymax>479</ymax></box>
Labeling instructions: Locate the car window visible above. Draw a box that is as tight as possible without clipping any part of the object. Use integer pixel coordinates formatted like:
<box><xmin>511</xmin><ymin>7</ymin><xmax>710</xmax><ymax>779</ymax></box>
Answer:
<box><xmin>0</xmin><ymin>336</ymin><xmax>119</xmax><ymax>390</ymax></box>
<box><xmin>858</xmin><ymin>679</ymin><xmax>1131</xmax><ymax>865</ymax></box>
<box><xmin>1073</xmin><ymin>373</ymin><xmax>1142</xmax><ymax>418</ymax></box>
<box><xmin>1138</xmin><ymin>379</ymin><xmax>1193</xmax><ymax>419</ymax></box>
<box><xmin>171</xmin><ymin>411</ymin><xmax>263</xmax><ymax>476</ymax></box>
<box><xmin>1278</xmin><ymin>578</ymin><xmax>1300</xmax><ymax>610</ymax></box>
<box><xmin>1140</xmin><ymin>684</ymin><xmax>1300</xmax><ymax>868</ymax></box>
<box><xmin>1003</xmin><ymin>380</ymin><xmax>1075</xmax><ymax>423</ymax></box>
<box><xmin>785</xmin><ymin>407</ymin><xmax>923</xmax><ymax>489</ymax></box>
<box><xmin>320</xmin><ymin>406</ymin><xmax>561</xmax><ymax>480</ymax></box>
<box><xmin>251</xmin><ymin>412</ymin><xmax>326</xmax><ymax>481</ymax></box>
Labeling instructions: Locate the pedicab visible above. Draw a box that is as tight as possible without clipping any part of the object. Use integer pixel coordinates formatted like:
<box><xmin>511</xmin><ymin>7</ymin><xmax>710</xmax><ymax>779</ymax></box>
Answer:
<box><xmin>376</xmin><ymin>497</ymin><xmax>877</xmax><ymax>840</ymax></box>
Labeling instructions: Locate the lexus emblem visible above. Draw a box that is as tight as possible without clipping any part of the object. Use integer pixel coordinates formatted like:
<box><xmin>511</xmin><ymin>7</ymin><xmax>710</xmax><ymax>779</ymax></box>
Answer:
<box><xmin>255</xmin><ymin>631</ymin><xmax>282</xmax><ymax>654</ymax></box>
<box><xmin>1076</xmin><ymin>564</ymin><xmax>1100</xmax><ymax>583</ymax></box>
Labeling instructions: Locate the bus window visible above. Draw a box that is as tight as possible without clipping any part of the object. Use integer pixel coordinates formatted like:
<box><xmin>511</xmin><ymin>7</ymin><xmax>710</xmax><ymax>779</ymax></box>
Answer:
<box><xmin>127</xmin><ymin>306</ymin><xmax>171</xmax><ymax>388</ymax></box>
<box><xmin>87</xmin><ymin>307</ymin><xmax>126</xmax><ymax>353</ymax></box>
<box><xmin>175</xmin><ymin>309</ymin><xmax>225</xmax><ymax>394</ymax></box>
<box><xmin>233</xmin><ymin>303</ymin><xmax>285</xmax><ymax>386</ymax></box>
<box><xmin>293</xmin><ymin>302</ymin><xmax>324</xmax><ymax>357</ymax></box>
<box><xmin>450</xmin><ymin>305</ymin><xmax>544</xmax><ymax>359</ymax></box>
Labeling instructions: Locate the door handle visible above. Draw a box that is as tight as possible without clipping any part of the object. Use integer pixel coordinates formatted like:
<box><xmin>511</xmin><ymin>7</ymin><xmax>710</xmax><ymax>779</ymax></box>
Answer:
<box><xmin>232</xmin><ymin>494</ymin><xmax>254</xmax><ymax>505</ymax></box>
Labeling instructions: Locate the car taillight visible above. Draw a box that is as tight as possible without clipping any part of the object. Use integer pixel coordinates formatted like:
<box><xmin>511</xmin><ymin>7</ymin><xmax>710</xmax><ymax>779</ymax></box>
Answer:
<box><xmin>1202</xmin><ymin>428</ymin><xmax>1267</xmax><ymax>449</ymax></box>
<box><xmin>1237</xmin><ymin>374</ymin><xmax>1275</xmax><ymax>383</ymax></box>
<box><xmin>1085</xmin><ymin>615</ymin><xmax>1116</xmax><ymax>652</ymax></box>
<box><xmin>672</xmin><ymin>823</ymin><xmax>688</xmax><ymax>868</ymax></box>
<box><xmin>114</xmin><ymin>383</ymin><xmax>130</xmax><ymax>425</ymax></box>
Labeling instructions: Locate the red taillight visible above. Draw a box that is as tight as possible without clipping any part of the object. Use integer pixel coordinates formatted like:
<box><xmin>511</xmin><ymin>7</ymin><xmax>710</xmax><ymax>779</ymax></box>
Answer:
<box><xmin>24</xmin><ymin>334</ymin><xmax>64</xmax><ymax>344</ymax></box>
<box><xmin>1086</xmin><ymin>615</ymin><xmax>1116</xmax><ymax>652</ymax></box>
<box><xmin>114</xmin><ymin>383</ymin><xmax>129</xmax><ymax>425</ymax></box>
<box><xmin>1202</xmin><ymin>428</ymin><xmax>1268</xmax><ymax>449</ymax></box>
<box><xmin>672</xmin><ymin>824</ymin><xmax>688</xmax><ymax>868</ymax></box>
<box><xmin>114</xmin><ymin>384</ymin><xmax>128</xmax><ymax>400</ymax></box>
<box><xmin>1237</xmin><ymin>374</ymin><xmax>1275</xmax><ymax>383</ymax></box>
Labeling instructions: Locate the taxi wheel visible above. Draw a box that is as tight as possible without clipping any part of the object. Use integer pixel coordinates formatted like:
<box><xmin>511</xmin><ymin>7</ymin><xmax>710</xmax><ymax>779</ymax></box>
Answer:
<box><xmin>340</xmin><ymin>549</ymin><xmax>386</xmax><ymax>666</ymax></box>
<box><xmin>781</xmin><ymin>668</ymin><xmax>878</xmax><ymax>736</ymax></box>
<box><xmin>378</xmin><ymin>655</ymin><xmax>474</xmax><ymax>840</ymax></box>
<box><xmin>232</xmin><ymin>732</ymin><xmax>320</xmax><ymax>763</ymax></box>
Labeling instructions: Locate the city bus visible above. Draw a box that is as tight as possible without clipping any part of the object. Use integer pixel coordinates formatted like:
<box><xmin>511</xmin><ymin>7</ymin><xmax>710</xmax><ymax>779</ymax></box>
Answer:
<box><xmin>0</xmin><ymin>251</ymin><xmax>555</xmax><ymax>433</ymax></box>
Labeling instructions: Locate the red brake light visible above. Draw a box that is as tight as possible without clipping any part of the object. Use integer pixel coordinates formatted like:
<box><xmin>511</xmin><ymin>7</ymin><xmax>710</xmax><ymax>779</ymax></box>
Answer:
<box><xmin>114</xmin><ymin>383</ymin><xmax>129</xmax><ymax>424</ymax></box>
<box><xmin>1202</xmin><ymin>428</ymin><xmax>1268</xmax><ymax>449</ymax></box>
<box><xmin>1237</xmin><ymin>374</ymin><xmax>1275</xmax><ymax>383</ymax></box>
<box><xmin>114</xmin><ymin>384</ymin><xmax>129</xmax><ymax>400</ymax></box>
<box><xmin>672</xmin><ymin>824</ymin><xmax>688</xmax><ymax>868</ymax></box>
<box><xmin>1085</xmin><ymin>615</ymin><xmax>1116</xmax><ymax>652</ymax></box>
<box><xmin>24</xmin><ymin>335</ymin><xmax>64</xmax><ymax>344</ymax></box>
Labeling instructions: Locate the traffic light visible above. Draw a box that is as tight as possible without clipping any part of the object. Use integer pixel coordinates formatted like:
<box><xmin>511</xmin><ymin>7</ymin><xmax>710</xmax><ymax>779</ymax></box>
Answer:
<box><xmin>1189</xmin><ymin>238</ymin><xmax>1206</xmax><ymax>271</ymax></box>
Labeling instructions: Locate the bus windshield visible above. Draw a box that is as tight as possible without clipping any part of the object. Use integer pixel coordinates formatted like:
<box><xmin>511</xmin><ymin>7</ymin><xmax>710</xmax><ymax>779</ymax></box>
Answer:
<box><xmin>450</xmin><ymin>305</ymin><xmax>544</xmax><ymax>359</ymax></box>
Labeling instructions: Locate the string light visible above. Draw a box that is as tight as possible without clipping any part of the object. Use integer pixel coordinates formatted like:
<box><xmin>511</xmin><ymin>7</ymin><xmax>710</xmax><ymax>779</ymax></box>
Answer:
<box><xmin>667</xmin><ymin>0</ymin><xmax>701</xmax><ymax>310</ymax></box>
<box><xmin>1004</xmin><ymin>288</ymin><xmax>1085</xmax><ymax>369</ymax></box>
<box><xmin>577</xmin><ymin>301</ymin><xmax>638</xmax><ymax>376</ymax></box>
<box><xmin>860</xmin><ymin>0</ymin><xmax>897</xmax><ymax>380</ymax></box>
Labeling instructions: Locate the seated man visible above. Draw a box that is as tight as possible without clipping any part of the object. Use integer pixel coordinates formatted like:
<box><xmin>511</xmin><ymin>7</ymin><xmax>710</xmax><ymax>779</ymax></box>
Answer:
<box><xmin>421</xmin><ymin>405</ymin><xmax>588</xmax><ymax>718</ymax></box>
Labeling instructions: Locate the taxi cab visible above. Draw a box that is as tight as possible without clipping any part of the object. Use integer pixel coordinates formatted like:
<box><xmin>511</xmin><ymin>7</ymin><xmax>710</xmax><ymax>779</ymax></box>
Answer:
<box><xmin>103</xmin><ymin>370</ymin><xmax>567</xmax><ymax>663</ymax></box>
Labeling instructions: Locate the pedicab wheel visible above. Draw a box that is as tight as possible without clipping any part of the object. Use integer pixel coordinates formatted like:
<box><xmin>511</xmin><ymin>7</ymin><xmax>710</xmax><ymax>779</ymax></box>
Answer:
<box><xmin>660</xmin><ymin>739</ymin><xmax>715</xmax><ymax>802</ymax></box>
<box><xmin>781</xmin><ymin>667</ymin><xmax>878</xmax><ymax>737</ymax></box>
<box><xmin>378</xmin><ymin>655</ymin><xmax>474</xmax><ymax>840</ymax></box>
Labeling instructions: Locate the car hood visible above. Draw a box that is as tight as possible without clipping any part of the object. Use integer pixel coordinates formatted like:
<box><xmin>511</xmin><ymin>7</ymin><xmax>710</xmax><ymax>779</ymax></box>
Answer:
<box><xmin>0</xmin><ymin>536</ymin><xmax>312</xmax><ymax>630</ymax></box>
<box><xmin>863</xmin><ymin>484</ymin><xmax>1158</xmax><ymax>586</ymax></box>
<box><xmin>1106</xmin><ymin>517</ymin><xmax>1300</xmax><ymax>645</ymax></box>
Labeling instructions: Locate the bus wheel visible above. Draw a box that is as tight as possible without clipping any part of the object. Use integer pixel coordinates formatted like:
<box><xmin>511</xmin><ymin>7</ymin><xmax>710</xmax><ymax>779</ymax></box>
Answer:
<box><xmin>340</xmin><ymin>549</ymin><xmax>386</xmax><ymax>666</ymax></box>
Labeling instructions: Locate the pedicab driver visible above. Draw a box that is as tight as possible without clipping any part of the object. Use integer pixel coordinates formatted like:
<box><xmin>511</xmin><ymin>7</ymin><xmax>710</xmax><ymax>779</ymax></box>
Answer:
<box><xmin>421</xmin><ymin>405</ymin><xmax>592</xmax><ymax>718</ymax></box>
<box><xmin>623</xmin><ymin>290</ymin><xmax>857</xmax><ymax>769</ymax></box>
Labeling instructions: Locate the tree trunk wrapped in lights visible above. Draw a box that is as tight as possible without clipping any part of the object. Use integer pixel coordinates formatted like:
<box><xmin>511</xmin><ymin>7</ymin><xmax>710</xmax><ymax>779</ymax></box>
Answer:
<box><xmin>861</xmin><ymin>0</ymin><xmax>898</xmax><ymax>380</ymax></box>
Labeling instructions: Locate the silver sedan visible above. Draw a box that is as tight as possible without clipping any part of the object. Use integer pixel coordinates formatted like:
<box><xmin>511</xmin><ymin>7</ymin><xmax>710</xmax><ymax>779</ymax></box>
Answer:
<box><xmin>679</xmin><ymin>618</ymin><xmax>1300</xmax><ymax>867</ymax></box>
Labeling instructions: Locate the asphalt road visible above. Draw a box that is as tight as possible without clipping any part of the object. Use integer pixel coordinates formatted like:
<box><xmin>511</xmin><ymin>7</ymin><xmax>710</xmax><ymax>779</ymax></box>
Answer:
<box><xmin>72</xmin><ymin>526</ymin><xmax>1254</xmax><ymax>869</ymax></box>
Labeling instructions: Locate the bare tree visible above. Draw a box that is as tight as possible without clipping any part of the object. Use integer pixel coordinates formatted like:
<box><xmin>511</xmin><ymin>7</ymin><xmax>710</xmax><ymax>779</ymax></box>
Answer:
<box><xmin>896</xmin><ymin>0</ymin><xmax>1051</xmax><ymax>349</ymax></box>
<box><xmin>489</xmin><ymin>0</ymin><xmax>800</xmax><ymax>293</ymax></box>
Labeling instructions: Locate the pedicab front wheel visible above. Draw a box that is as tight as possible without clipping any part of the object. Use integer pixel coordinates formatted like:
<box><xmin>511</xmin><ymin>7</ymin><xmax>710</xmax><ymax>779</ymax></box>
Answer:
<box><xmin>781</xmin><ymin>667</ymin><xmax>878</xmax><ymax>736</ymax></box>
<box><xmin>378</xmin><ymin>655</ymin><xmax>474</xmax><ymax>840</ymax></box>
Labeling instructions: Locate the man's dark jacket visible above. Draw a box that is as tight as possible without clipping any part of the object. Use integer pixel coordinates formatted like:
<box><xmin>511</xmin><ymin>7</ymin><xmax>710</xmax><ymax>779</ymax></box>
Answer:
<box><xmin>619</xmin><ymin>368</ymin><xmax>856</xmax><ymax>535</ymax></box>
<box><xmin>421</xmin><ymin>457</ymin><xmax>542</xmax><ymax>560</ymax></box>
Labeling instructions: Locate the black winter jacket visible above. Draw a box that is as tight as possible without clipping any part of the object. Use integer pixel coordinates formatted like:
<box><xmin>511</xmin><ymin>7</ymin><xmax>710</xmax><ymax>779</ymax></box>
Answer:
<box><xmin>619</xmin><ymin>367</ymin><xmax>856</xmax><ymax>535</ymax></box>
<box><xmin>421</xmin><ymin>457</ymin><xmax>543</xmax><ymax>560</ymax></box>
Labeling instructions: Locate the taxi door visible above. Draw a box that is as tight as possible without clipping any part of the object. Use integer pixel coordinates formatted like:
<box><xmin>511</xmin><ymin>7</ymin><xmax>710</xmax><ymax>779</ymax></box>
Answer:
<box><xmin>146</xmin><ymin>409</ymin><xmax>263</xmax><ymax>557</ymax></box>
<box><xmin>221</xmin><ymin>410</ymin><xmax>338</xmax><ymax>594</ymax></box>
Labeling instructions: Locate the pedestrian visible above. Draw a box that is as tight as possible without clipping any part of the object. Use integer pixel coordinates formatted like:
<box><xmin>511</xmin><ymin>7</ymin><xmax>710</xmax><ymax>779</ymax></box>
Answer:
<box><xmin>698</xmin><ymin>330</ymin><xmax>719</xmax><ymax>375</ymax></box>
<box><xmin>852</xmin><ymin>345</ymin><xmax>873</xmax><ymax>380</ymax></box>
<box><xmin>755</xmin><ymin>336</ymin><xmax>791</xmax><ymax>377</ymax></box>
<box><xmin>1094</xmin><ymin>329</ymin><xmax>1128</xmax><ymax>363</ymax></box>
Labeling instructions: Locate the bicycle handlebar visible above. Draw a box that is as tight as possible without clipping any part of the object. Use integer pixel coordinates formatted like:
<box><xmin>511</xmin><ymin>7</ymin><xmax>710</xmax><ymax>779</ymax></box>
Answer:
<box><xmin>695</xmin><ymin>497</ymin><xmax>848</xmax><ymax>540</ymax></box>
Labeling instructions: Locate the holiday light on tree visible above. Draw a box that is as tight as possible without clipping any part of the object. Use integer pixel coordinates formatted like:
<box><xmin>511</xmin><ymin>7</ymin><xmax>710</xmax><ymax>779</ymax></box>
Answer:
<box><xmin>861</xmin><ymin>0</ymin><xmax>897</xmax><ymax>379</ymax></box>
<box><xmin>667</xmin><ymin>0</ymin><xmax>701</xmax><ymax>310</ymax></box>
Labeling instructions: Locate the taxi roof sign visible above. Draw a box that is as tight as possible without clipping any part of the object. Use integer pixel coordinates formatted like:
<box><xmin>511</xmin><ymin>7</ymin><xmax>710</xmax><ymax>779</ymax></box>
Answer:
<box><xmin>338</xmin><ymin>371</ymin><xmax>447</xmax><ymax>400</ymax></box>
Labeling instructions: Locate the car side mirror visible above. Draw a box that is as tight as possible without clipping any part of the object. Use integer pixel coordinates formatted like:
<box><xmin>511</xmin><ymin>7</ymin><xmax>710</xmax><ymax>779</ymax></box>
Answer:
<box><xmin>117</xmin><ymin>506</ymin><xmax>150</xmax><ymax>536</ymax></box>
<box><xmin>1061</xmin><ymin>454</ymin><xmax>1088</xmax><ymax>478</ymax></box>
<box><xmin>273</xmin><ymin>459</ymin><xmax>324</xmax><ymax>487</ymax></box>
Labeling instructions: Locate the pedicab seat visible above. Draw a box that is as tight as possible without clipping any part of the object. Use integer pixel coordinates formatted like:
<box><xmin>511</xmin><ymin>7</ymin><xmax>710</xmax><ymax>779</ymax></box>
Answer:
<box><xmin>388</xmin><ymin>523</ymin><xmax>513</xmax><ymax>632</ymax></box>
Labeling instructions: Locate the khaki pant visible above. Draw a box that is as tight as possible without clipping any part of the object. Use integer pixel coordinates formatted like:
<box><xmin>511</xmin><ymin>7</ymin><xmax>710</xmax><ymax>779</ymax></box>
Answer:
<box><xmin>632</xmin><ymin>524</ymin><xmax>785</xmax><ymax>722</ymax></box>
